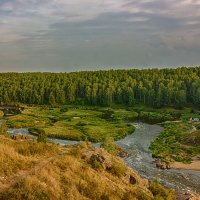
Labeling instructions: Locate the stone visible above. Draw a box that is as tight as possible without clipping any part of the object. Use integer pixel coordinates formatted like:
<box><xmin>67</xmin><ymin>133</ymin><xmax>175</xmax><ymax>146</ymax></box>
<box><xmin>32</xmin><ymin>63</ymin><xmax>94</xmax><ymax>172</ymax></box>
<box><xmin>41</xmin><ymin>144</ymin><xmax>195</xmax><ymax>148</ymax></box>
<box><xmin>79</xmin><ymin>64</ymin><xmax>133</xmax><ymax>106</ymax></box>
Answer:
<box><xmin>130</xmin><ymin>175</ymin><xmax>137</xmax><ymax>185</ymax></box>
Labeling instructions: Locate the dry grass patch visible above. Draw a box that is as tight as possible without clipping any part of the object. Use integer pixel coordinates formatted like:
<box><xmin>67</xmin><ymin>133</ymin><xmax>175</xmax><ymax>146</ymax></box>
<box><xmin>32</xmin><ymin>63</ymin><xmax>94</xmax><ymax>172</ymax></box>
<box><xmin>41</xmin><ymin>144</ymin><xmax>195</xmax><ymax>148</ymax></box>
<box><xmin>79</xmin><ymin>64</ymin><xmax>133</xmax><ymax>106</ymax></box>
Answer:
<box><xmin>0</xmin><ymin>141</ymin><xmax>176</xmax><ymax>200</ymax></box>
<box><xmin>0</xmin><ymin>136</ymin><xmax>59</xmax><ymax>177</ymax></box>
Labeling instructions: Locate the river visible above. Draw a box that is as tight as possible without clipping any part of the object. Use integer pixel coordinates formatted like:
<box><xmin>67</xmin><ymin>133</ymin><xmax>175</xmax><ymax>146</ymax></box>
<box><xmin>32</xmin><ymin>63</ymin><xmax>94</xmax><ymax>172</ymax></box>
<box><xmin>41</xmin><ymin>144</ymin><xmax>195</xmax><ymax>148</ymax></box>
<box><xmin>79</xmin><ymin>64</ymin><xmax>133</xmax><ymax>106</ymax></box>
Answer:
<box><xmin>116</xmin><ymin>123</ymin><xmax>200</xmax><ymax>193</ymax></box>
<box><xmin>3</xmin><ymin>121</ymin><xmax>200</xmax><ymax>193</ymax></box>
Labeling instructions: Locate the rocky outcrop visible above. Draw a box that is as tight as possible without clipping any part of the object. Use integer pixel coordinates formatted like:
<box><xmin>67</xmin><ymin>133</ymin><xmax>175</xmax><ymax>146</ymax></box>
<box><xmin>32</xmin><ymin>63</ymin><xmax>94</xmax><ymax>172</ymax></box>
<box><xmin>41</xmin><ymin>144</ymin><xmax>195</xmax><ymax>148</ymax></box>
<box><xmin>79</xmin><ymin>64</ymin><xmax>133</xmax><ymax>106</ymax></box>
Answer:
<box><xmin>81</xmin><ymin>146</ymin><xmax>113</xmax><ymax>170</ymax></box>
<box><xmin>129</xmin><ymin>175</ymin><xmax>137</xmax><ymax>185</ymax></box>
<box><xmin>11</xmin><ymin>134</ymin><xmax>33</xmax><ymax>141</ymax></box>
<box><xmin>155</xmin><ymin>159</ymin><xmax>170</xmax><ymax>170</ymax></box>
<box><xmin>80</xmin><ymin>142</ymin><xmax>149</xmax><ymax>188</ymax></box>
<box><xmin>176</xmin><ymin>191</ymin><xmax>200</xmax><ymax>200</ymax></box>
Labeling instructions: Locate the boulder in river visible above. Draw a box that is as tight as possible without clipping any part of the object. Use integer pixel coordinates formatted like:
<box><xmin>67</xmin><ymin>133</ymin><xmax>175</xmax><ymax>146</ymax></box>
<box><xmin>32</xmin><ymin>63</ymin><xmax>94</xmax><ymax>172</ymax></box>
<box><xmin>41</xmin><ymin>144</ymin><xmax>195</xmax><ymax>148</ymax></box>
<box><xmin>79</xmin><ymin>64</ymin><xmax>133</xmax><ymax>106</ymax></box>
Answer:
<box><xmin>155</xmin><ymin>159</ymin><xmax>170</xmax><ymax>170</ymax></box>
<box><xmin>116</xmin><ymin>146</ymin><xmax>129</xmax><ymax>158</ymax></box>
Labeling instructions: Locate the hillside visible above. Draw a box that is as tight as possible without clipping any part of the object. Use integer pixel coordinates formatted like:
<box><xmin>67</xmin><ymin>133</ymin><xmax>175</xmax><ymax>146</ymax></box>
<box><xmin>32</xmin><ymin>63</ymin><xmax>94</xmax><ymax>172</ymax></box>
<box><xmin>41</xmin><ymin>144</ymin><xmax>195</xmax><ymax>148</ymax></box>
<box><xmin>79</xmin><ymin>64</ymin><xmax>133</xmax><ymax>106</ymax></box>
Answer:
<box><xmin>0</xmin><ymin>136</ymin><xmax>177</xmax><ymax>200</ymax></box>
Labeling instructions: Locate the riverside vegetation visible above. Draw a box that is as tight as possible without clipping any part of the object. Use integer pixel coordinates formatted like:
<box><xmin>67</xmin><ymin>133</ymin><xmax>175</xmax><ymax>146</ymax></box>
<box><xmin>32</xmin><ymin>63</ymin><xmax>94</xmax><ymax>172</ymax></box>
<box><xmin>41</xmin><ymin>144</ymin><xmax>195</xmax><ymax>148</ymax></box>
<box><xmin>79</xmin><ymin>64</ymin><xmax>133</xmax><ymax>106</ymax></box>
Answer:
<box><xmin>4</xmin><ymin>104</ymin><xmax>200</xmax><ymax>165</ymax></box>
<box><xmin>4</xmin><ymin>104</ymin><xmax>181</xmax><ymax>141</ymax></box>
<box><xmin>150</xmin><ymin>115</ymin><xmax>200</xmax><ymax>164</ymax></box>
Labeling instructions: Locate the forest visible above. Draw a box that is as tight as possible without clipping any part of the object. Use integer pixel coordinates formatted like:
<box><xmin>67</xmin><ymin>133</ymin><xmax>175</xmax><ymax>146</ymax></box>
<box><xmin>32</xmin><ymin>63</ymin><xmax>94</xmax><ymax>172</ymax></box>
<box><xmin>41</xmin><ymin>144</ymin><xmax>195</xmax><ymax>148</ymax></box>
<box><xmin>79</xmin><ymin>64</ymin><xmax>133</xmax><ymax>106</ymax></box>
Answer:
<box><xmin>0</xmin><ymin>67</ymin><xmax>200</xmax><ymax>108</ymax></box>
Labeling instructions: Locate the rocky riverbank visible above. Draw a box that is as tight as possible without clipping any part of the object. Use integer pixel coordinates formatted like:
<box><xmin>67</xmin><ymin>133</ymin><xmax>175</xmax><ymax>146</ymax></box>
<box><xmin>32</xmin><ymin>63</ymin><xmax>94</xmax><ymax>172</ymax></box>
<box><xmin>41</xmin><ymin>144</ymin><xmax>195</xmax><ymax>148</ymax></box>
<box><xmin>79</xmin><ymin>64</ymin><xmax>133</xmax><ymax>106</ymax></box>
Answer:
<box><xmin>116</xmin><ymin>122</ymin><xmax>200</xmax><ymax>194</ymax></box>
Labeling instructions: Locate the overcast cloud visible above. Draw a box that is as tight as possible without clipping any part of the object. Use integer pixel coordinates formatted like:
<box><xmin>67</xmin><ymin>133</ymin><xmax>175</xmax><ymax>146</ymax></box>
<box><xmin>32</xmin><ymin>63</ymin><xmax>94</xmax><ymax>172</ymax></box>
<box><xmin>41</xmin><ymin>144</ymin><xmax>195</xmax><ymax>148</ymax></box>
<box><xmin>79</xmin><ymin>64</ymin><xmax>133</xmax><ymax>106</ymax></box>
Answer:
<box><xmin>0</xmin><ymin>0</ymin><xmax>200</xmax><ymax>71</ymax></box>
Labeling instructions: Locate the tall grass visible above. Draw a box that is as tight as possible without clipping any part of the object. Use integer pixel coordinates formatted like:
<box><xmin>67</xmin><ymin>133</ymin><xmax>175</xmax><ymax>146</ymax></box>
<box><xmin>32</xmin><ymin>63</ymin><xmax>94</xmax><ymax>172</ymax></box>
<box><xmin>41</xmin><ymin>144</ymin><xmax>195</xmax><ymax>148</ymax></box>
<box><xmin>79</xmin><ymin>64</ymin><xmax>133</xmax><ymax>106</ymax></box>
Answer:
<box><xmin>0</xmin><ymin>139</ymin><xmax>176</xmax><ymax>200</ymax></box>
<box><xmin>0</xmin><ymin>136</ymin><xmax>59</xmax><ymax>176</ymax></box>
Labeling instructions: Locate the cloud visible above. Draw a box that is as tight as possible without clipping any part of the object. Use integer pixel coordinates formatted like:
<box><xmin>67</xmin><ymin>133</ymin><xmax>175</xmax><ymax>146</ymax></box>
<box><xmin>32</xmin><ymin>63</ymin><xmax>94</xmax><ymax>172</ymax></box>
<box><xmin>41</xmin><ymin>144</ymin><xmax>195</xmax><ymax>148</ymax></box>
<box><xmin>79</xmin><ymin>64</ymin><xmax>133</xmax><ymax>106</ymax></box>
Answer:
<box><xmin>0</xmin><ymin>0</ymin><xmax>200</xmax><ymax>70</ymax></box>
<box><xmin>0</xmin><ymin>0</ymin><xmax>199</xmax><ymax>39</ymax></box>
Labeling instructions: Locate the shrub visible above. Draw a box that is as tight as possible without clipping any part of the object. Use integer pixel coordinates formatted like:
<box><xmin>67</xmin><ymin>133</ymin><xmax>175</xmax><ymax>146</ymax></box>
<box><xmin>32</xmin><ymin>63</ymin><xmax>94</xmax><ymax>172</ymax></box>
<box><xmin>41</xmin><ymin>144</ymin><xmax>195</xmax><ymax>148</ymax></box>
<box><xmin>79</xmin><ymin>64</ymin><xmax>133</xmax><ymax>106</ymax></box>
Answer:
<box><xmin>37</xmin><ymin>131</ymin><xmax>48</xmax><ymax>143</ymax></box>
<box><xmin>29</xmin><ymin>127</ymin><xmax>48</xmax><ymax>143</ymax></box>
<box><xmin>90</xmin><ymin>159</ymin><xmax>102</xmax><ymax>170</ymax></box>
<box><xmin>109</xmin><ymin>159</ymin><xmax>126</xmax><ymax>177</ymax></box>
<box><xmin>196</xmin><ymin>124</ymin><xmax>200</xmax><ymax>130</ymax></box>
<box><xmin>149</xmin><ymin>180</ymin><xmax>176</xmax><ymax>200</ymax></box>
<box><xmin>60</xmin><ymin>105</ymin><xmax>69</xmax><ymax>112</ymax></box>
<box><xmin>28</xmin><ymin>127</ymin><xmax>45</xmax><ymax>136</ymax></box>
<box><xmin>0</xmin><ymin>110</ymin><xmax>4</xmax><ymax>118</ymax></box>
<box><xmin>76</xmin><ymin>121</ymin><xmax>87</xmax><ymax>126</ymax></box>
<box><xmin>0</xmin><ymin>122</ymin><xmax>9</xmax><ymax>137</ymax></box>
<box><xmin>101</xmin><ymin>109</ymin><xmax>114</xmax><ymax>121</ymax></box>
<box><xmin>101</xmin><ymin>137</ymin><xmax>118</xmax><ymax>155</ymax></box>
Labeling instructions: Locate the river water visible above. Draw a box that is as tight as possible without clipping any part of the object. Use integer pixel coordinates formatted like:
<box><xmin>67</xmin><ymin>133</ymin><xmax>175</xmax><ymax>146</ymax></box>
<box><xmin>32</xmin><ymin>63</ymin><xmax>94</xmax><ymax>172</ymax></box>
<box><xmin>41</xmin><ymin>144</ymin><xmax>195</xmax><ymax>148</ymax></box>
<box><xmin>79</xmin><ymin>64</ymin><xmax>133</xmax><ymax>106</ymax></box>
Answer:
<box><xmin>116</xmin><ymin>123</ymin><xmax>200</xmax><ymax>193</ymax></box>
<box><xmin>3</xmin><ymin>121</ymin><xmax>200</xmax><ymax>193</ymax></box>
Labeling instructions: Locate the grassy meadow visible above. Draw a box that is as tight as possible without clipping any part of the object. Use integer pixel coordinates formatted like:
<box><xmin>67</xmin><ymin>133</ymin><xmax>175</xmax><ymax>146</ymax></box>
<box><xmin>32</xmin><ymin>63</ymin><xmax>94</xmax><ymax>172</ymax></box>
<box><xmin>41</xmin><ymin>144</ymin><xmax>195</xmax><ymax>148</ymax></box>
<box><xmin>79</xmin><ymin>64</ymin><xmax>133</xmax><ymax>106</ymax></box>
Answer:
<box><xmin>150</xmin><ymin>112</ymin><xmax>200</xmax><ymax>164</ymax></box>
<box><xmin>6</xmin><ymin>106</ymin><xmax>136</xmax><ymax>142</ymax></box>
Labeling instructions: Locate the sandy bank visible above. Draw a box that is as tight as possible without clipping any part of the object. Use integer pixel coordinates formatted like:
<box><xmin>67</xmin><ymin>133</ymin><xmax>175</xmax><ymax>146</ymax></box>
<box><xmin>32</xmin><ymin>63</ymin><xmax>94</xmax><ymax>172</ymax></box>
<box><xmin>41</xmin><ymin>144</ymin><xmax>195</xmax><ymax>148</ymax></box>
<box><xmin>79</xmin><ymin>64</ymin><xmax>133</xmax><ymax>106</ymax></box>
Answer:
<box><xmin>170</xmin><ymin>161</ymin><xmax>200</xmax><ymax>171</ymax></box>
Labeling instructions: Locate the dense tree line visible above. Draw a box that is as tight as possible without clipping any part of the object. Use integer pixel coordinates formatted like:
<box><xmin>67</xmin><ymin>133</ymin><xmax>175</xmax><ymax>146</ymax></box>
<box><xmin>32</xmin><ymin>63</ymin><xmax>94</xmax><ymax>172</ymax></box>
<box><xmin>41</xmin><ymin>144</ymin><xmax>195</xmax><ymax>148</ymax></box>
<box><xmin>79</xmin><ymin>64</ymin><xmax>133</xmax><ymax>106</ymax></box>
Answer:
<box><xmin>0</xmin><ymin>67</ymin><xmax>200</xmax><ymax>108</ymax></box>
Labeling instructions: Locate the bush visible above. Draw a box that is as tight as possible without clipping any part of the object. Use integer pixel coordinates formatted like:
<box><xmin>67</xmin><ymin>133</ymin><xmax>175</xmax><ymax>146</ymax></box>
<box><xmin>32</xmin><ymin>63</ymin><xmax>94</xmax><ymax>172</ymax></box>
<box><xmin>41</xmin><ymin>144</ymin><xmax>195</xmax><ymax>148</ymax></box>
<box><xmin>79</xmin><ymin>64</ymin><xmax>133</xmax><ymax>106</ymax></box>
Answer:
<box><xmin>90</xmin><ymin>159</ymin><xmax>102</xmax><ymax>170</ymax></box>
<box><xmin>28</xmin><ymin>127</ymin><xmax>45</xmax><ymax>136</ymax></box>
<box><xmin>138</xmin><ymin>111</ymin><xmax>175</xmax><ymax>124</ymax></box>
<box><xmin>29</xmin><ymin>127</ymin><xmax>48</xmax><ymax>143</ymax></box>
<box><xmin>149</xmin><ymin>180</ymin><xmax>176</xmax><ymax>200</ymax></box>
<box><xmin>101</xmin><ymin>109</ymin><xmax>114</xmax><ymax>121</ymax></box>
<box><xmin>60</xmin><ymin>105</ymin><xmax>69</xmax><ymax>112</ymax></box>
<box><xmin>101</xmin><ymin>137</ymin><xmax>118</xmax><ymax>155</ymax></box>
<box><xmin>37</xmin><ymin>131</ymin><xmax>48</xmax><ymax>143</ymax></box>
<box><xmin>76</xmin><ymin>121</ymin><xmax>87</xmax><ymax>126</ymax></box>
<box><xmin>109</xmin><ymin>159</ymin><xmax>126</xmax><ymax>177</ymax></box>
<box><xmin>196</xmin><ymin>124</ymin><xmax>200</xmax><ymax>130</ymax></box>
<box><xmin>0</xmin><ymin>122</ymin><xmax>9</xmax><ymax>137</ymax></box>
<box><xmin>0</xmin><ymin>111</ymin><xmax>4</xmax><ymax>118</ymax></box>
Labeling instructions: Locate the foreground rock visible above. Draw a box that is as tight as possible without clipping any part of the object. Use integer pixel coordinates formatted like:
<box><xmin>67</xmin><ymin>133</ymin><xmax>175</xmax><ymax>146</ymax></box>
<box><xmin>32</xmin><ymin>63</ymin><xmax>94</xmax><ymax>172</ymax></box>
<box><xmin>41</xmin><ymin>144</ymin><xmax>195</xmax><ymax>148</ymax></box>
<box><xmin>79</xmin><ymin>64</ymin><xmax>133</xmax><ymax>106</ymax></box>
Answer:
<box><xmin>116</xmin><ymin>146</ymin><xmax>129</xmax><ymax>158</ymax></box>
<box><xmin>81</xmin><ymin>142</ymin><xmax>148</xmax><ymax>187</ymax></box>
<box><xmin>176</xmin><ymin>191</ymin><xmax>200</xmax><ymax>200</ymax></box>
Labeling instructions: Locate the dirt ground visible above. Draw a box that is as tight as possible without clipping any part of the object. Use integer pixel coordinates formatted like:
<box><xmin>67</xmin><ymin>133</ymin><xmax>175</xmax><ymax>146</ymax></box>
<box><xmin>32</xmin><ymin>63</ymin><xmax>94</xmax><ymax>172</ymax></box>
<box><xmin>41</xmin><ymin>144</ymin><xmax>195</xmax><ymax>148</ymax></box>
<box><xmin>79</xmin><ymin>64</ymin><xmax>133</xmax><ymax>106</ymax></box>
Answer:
<box><xmin>170</xmin><ymin>161</ymin><xmax>200</xmax><ymax>171</ymax></box>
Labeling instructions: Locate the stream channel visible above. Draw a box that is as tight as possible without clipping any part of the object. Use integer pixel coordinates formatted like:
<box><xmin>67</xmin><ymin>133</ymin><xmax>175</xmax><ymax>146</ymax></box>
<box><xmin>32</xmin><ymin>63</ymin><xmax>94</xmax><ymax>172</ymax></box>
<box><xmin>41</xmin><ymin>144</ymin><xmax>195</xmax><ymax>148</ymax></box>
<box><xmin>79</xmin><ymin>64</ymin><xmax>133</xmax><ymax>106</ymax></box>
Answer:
<box><xmin>2</xmin><ymin>120</ymin><xmax>200</xmax><ymax>193</ymax></box>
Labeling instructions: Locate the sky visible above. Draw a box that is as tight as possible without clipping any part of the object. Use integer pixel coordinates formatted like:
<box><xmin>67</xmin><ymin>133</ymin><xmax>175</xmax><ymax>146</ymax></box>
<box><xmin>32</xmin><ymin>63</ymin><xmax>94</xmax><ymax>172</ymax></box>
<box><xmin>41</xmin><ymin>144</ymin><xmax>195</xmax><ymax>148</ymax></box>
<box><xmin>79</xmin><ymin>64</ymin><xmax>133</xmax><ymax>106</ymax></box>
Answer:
<box><xmin>0</xmin><ymin>0</ymin><xmax>200</xmax><ymax>72</ymax></box>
